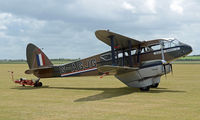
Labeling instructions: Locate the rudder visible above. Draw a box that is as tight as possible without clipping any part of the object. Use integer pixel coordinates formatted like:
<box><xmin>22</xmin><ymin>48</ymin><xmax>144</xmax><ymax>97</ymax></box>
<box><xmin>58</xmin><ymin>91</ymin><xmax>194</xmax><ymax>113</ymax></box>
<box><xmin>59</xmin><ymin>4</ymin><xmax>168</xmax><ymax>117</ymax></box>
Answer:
<box><xmin>26</xmin><ymin>43</ymin><xmax>53</xmax><ymax>69</ymax></box>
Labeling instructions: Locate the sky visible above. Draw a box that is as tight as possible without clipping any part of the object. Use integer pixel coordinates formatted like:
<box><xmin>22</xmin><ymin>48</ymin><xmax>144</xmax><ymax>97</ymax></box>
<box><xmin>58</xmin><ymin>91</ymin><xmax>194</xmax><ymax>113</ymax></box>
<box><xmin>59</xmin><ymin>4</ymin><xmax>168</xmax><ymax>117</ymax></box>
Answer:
<box><xmin>0</xmin><ymin>0</ymin><xmax>200</xmax><ymax>59</ymax></box>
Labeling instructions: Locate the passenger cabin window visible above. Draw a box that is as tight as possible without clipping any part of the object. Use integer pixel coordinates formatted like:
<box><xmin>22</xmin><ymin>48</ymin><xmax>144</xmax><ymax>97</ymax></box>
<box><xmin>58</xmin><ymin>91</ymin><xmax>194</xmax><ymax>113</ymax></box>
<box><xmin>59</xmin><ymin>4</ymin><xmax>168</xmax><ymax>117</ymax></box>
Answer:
<box><xmin>100</xmin><ymin>48</ymin><xmax>138</xmax><ymax>62</ymax></box>
<box><xmin>146</xmin><ymin>47</ymin><xmax>153</xmax><ymax>52</ymax></box>
<box><xmin>131</xmin><ymin>49</ymin><xmax>136</xmax><ymax>55</ymax></box>
<box><xmin>141</xmin><ymin>48</ymin><xmax>145</xmax><ymax>53</ymax></box>
<box><xmin>150</xmin><ymin>44</ymin><xmax>160</xmax><ymax>50</ymax></box>
<box><xmin>118</xmin><ymin>53</ymin><xmax>123</xmax><ymax>58</ymax></box>
<box><xmin>117</xmin><ymin>52</ymin><xmax>128</xmax><ymax>57</ymax></box>
<box><xmin>116</xmin><ymin>49</ymin><xmax>136</xmax><ymax>58</ymax></box>
<box><xmin>140</xmin><ymin>47</ymin><xmax>151</xmax><ymax>53</ymax></box>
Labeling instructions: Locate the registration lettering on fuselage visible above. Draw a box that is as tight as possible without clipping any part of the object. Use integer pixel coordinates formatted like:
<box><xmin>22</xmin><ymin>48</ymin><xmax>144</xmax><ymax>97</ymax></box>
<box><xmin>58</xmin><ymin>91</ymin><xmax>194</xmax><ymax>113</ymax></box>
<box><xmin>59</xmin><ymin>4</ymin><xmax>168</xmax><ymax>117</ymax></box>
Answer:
<box><xmin>59</xmin><ymin>59</ymin><xmax>97</xmax><ymax>74</ymax></box>
<box><xmin>72</xmin><ymin>59</ymin><xmax>96</xmax><ymax>72</ymax></box>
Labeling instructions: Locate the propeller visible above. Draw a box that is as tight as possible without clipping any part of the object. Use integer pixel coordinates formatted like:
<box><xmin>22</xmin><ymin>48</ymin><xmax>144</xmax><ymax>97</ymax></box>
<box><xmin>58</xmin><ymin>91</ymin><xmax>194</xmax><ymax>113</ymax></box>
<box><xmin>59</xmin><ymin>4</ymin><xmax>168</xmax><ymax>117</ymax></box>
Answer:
<box><xmin>161</xmin><ymin>60</ymin><xmax>167</xmax><ymax>77</ymax></box>
<box><xmin>160</xmin><ymin>41</ymin><xmax>167</xmax><ymax>76</ymax></box>
<box><xmin>160</xmin><ymin>41</ymin><xmax>173</xmax><ymax>76</ymax></box>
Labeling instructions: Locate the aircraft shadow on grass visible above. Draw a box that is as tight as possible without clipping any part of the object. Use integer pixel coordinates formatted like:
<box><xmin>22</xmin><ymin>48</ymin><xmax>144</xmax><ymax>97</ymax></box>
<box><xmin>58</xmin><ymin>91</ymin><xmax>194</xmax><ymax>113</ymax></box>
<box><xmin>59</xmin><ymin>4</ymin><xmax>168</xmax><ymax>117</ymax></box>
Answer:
<box><xmin>11</xmin><ymin>86</ymin><xmax>186</xmax><ymax>102</ymax></box>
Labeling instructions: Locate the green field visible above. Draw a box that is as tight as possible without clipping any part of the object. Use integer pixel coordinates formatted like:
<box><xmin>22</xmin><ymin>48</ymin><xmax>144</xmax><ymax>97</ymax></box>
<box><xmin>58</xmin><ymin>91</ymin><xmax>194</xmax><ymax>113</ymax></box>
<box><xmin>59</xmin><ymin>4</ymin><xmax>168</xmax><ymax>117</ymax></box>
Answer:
<box><xmin>178</xmin><ymin>55</ymin><xmax>200</xmax><ymax>60</ymax></box>
<box><xmin>0</xmin><ymin>64</ymin><xmax>200</xmax><ymax>120</ymax></box>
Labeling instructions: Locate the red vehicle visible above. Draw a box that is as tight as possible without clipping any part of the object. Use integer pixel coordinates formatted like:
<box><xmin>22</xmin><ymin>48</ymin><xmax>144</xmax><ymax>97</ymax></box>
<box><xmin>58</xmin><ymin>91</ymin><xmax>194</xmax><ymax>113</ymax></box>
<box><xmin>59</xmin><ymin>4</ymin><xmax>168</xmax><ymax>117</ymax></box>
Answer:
<box><xmin>8</xmin><ymin>71</ymin><xmax>42</xmax><ymax>87</ymax></box>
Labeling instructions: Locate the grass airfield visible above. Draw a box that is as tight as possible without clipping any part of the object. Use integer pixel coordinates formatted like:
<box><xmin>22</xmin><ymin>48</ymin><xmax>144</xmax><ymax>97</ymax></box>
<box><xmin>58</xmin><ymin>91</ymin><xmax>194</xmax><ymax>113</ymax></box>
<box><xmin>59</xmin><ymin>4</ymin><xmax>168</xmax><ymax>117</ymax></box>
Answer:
<box><xmin>0</xmin><ymin>64</ymin><xmax>200</xmax><ymax>120</ymax></box>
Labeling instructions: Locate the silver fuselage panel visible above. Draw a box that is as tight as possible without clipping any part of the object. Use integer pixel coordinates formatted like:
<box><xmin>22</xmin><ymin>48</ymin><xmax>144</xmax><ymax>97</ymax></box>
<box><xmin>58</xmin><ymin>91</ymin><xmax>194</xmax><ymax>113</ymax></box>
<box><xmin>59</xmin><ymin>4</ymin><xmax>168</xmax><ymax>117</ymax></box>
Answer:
<box><xmin>115</xmin><ymin>60</ymin><xmax>171</xmax><ymax>88</ymax></box>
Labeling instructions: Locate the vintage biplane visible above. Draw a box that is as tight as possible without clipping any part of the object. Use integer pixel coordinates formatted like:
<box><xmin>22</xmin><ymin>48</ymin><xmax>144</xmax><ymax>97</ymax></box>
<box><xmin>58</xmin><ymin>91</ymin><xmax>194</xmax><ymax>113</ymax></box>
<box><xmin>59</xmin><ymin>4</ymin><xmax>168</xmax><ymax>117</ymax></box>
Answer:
<box><xmin>25</xmin><ymin>30</ymin><xmax>192</xmax><ymax>91</ymax></box>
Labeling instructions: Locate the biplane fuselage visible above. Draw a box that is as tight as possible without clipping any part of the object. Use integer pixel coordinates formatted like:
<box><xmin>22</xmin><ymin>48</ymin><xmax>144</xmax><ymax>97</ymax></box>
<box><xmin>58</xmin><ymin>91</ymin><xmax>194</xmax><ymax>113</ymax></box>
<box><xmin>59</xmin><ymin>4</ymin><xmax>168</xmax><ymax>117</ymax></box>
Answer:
<box><xmin>25</xmin><ymin>30</ymin><xmax>192</xmax><ymax>91</ymax></box>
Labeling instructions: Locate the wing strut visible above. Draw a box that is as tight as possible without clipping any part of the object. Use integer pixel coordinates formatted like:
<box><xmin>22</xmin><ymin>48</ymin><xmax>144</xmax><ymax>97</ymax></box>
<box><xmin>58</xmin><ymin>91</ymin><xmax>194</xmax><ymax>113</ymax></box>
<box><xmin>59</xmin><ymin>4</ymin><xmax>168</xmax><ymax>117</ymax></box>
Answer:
<box><xmin>128</xmin><ymin>40</ymin><xmax>133</xmax><ymax>67</ymax></box>
<box><xmin>108</xmin><ymin>35</ymin><xmax>116</xmax><ymax>66</ymax></box>
<box><xmin>116</xmin><ymin>49</ymin><xmax>119</xmax><ymax>65</ymax></box>
<box><xmin>137</xmin><ymin>44</ymin><xmax>141</xmax><ymax>64</ymax></box>
<box><xmin>122</xmin><ymin>49</ymin><xmax>125</xmax><ymax>66</ymax></box>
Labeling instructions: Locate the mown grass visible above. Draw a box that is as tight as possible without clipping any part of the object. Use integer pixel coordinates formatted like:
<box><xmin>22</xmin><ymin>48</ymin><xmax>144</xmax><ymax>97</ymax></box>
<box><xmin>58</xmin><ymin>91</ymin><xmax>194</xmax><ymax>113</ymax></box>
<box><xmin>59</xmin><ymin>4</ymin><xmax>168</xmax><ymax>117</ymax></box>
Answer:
<box><xmin>173</xmin><ymin>61</ymin><xmax>200</xmax><ymax>64</ymax></box>
<box><xmin>0</xmin><ymin>64</ymin><xmax>200</xmax><ymax>120</ymax></box>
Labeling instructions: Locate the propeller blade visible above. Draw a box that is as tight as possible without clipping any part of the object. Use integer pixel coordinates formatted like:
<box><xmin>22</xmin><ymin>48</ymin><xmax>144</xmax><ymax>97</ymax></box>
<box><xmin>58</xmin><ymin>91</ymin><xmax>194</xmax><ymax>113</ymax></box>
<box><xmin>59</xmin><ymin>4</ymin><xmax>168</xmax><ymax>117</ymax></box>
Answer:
<box><xmin>162</xmin><ymin>64</ymin><xmax>168</xmax><ymax>79</ymax></box>
<box><xmin>163</xmin><ymin>64</ymin><xmax>166</xmax><ymax>76</ymax></box>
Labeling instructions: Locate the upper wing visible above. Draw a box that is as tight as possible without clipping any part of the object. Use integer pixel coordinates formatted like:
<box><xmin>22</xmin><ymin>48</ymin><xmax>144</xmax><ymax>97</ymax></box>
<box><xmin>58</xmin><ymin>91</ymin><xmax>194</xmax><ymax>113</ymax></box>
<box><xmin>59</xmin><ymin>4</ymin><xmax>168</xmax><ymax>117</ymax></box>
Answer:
<box><xmin>95</xmin><ymin>30</ymin><xmax>143</xmax><ymax>49</ymax></box>
<box><xmin>98</xmin><ymin>65</ymin><xmax>138</xmax><ymax>75</ymax></box>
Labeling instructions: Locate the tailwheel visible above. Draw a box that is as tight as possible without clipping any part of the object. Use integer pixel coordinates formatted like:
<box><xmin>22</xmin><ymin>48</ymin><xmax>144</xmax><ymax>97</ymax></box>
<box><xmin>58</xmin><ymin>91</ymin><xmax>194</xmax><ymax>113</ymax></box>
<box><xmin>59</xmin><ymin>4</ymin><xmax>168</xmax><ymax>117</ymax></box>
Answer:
<box><xmin>37</xmin><ymin>82</ymin><xmax>43</xmax><ymax>87</ymax></box>
<box><xmin>140</xmin><ymin>86</ymin><xmax>150</xmax><ymax>91</ymax></box>
<box><xmin>151</xmin><ymin>83</ymin><xmax>159</xmax><ymax>88</ymax></box>
<box><xmin>34</xmin><ymin>82</ymin><xmax>43</xmax><ymax>87</ymax></box>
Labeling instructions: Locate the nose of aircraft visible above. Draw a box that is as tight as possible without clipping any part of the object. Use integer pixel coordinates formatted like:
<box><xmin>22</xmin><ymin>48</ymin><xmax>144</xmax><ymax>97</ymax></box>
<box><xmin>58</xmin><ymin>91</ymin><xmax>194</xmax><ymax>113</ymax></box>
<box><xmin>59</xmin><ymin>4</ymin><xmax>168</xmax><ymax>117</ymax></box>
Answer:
<box><xmin>182</xmin><ymin>44</ymin><xmax>192</xmax><ymax>56</ymax></box>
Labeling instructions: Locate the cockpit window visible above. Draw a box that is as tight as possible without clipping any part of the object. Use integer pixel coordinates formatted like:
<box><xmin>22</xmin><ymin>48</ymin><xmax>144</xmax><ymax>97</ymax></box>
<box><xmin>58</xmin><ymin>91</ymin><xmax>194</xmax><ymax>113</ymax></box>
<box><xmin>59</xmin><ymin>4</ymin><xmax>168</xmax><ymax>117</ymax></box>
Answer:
<box><xmin>148</xmin><ymin>39</ymin><xmax>182</xmax><ymax>51</ymax></box>
<box><xmin>163</xmin><ymin>39</ymin><xmax>182</xmax><ymax>48</ymax></box>
<box><xmin>162</xmin><ymin>39</ymin><xmax>182</xmax><ymax>48</ymax></box>
<box><xmin>170</xmin><ymin>39</ymin><xmax>181</xmax><ymax>47</ymax></box>
<box><xmin>163</xmin><ymin>41</ymin><xmax>171</xmax><ymax>48</ymax></box>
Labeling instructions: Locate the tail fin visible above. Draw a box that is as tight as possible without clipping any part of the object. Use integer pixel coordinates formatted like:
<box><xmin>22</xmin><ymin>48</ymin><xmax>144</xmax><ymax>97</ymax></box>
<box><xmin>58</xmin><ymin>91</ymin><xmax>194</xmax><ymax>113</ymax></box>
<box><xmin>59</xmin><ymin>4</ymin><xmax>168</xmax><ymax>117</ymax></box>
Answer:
<box><xmin>26</xmin><ymin>43</ymin><xmax>53</xmax><ymax>69</ymax></box>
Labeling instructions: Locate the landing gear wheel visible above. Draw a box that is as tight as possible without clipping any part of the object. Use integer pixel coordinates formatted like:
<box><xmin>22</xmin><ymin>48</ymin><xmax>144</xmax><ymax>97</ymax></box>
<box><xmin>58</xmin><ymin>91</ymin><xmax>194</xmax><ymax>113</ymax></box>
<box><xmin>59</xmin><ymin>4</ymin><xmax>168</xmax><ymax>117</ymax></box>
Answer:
<box><xmin>34</xmin><ymin>82</ymin><xmax>43</xmax><ymax>87</ymax></box>
<box><xmin>151</xmin><ymin>83</ymin><xmax>159</xmax><ymax>88</ymax></box>
<box><xmin>34</xmin><ymin>83</ymin><xmax>38</xmax><ymax>87</ymax></box>
<box><xmin>140</xmin><ymin>86</ymin><xmax>150</xmax><ymax>91</ymax></box>
<box><xmin>37</xmin><ymin>82</ymin><xmax>43</xmax><ymax>87</ymax></box>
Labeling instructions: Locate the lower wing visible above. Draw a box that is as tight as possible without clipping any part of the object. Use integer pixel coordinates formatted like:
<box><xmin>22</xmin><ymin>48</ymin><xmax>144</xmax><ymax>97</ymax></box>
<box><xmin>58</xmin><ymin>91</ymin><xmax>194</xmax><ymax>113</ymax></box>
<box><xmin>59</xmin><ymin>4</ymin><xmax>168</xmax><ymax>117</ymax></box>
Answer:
<box><xmin>98</xmin><ymin>65</ymin><xmax>139</xmax><ymax>75</ymax></box>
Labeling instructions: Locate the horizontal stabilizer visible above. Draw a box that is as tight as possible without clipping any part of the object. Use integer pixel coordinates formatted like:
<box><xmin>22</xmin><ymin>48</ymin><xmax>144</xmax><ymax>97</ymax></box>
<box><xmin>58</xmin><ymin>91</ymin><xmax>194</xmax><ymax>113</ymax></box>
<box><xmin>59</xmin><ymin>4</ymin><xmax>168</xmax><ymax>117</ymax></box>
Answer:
<box><xmin>98</xmin><ymin>65</ymin><xmax>138</xmax><ymax>75</ymax></box>
<box><xmin>25</xmin><ymin>66</ymin><xmax>53</xmax><ymax>74</ymax></box>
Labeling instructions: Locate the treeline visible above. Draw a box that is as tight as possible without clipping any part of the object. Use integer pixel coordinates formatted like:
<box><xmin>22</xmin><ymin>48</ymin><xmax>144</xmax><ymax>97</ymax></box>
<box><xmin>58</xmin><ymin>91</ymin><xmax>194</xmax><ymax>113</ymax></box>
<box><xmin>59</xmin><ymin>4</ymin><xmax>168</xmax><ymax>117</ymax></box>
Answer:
<box><xmin>1</xmin><ymin>55</ymin><xmax>200</xmax><ymax>64</ymax></box>
<box><xmin>0</xmin><ymin>59</ymin><xmax>27</xmax><ymax>64</ymax></box>
<box><xmin>0</xmin><ymin>58</ymin><xmax>79</xmax><ymax>64</ymax></box>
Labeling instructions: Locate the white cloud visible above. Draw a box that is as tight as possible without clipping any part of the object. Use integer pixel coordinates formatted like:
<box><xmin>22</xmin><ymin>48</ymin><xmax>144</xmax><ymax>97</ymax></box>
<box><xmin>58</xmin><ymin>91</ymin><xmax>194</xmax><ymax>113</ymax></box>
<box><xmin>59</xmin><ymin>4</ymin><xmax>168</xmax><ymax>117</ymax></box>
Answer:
<box><xmin>0</xmin><ymin>13</ymin><xmax>12</xmax><ymax>19</ymax></box>
<box><xmin>0</xmin><ymin>32</ymin><xmax>6</xmax><ymax>37</ymax></box>
<box><xmin>122</xmin><ymin>1</ymin><xmax>136</xmax><ymax>13</ymax></box>
<box><xmin>0</xmin><ymin>13</ymin><xmax>11</xmax><ymax>30</ymax></box>
<box><xmin>0</xmin><ymin>12</ymin><xmax>47</xmax><ymax>59</ymax></box>
<box><xmin>0</xmin><ymin>25</ymin><xmax>7</xmax><ymax>30</ymax></box>
<box><xmin>122</xmin><ymin>0</ymin><xmax>156</xmax><ymax>14</ymax></box>
<box><xmin>145</xmin><ymin>0</ymin><xmax>157</xmax><ymax>13</ymax></box>
<box><xmin>170</xmin><ymin>0</ymin><xmax>184</xmax><ymax>15</ymax></box>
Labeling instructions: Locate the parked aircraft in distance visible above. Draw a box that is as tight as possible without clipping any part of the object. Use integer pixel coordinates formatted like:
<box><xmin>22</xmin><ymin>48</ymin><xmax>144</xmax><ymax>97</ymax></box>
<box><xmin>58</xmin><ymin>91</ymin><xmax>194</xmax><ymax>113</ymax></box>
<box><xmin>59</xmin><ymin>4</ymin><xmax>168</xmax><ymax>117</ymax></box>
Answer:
<box><xmin>25</xmin><ymin>30</ymin><xmax>192</xmax><ymax>91</ymax></box>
